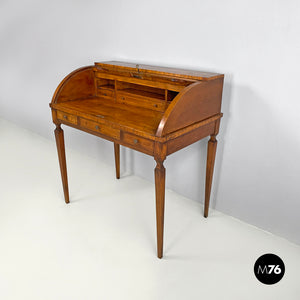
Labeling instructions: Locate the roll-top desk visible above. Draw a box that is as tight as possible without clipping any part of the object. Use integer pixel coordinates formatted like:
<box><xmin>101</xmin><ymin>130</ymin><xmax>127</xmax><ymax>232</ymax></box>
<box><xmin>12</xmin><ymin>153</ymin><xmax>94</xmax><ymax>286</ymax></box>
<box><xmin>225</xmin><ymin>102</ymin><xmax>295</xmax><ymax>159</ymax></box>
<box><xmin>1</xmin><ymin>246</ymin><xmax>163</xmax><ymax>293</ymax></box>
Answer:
<box><xmin>50</xmin><ymin>61</ymin><xmax>224</xmax><ymax>258</ymax></box>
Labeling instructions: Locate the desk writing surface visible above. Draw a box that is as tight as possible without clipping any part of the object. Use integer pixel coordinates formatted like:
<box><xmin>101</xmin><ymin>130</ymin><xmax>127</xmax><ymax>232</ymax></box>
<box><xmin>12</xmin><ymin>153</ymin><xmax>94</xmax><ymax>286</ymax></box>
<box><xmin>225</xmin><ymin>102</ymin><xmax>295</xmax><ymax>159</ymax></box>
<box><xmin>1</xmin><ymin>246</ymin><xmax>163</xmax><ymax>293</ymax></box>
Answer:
<box><xmin>52</xmin><ymin>97</ymin><xmax>163</xmax><ymax>137</ymax></box>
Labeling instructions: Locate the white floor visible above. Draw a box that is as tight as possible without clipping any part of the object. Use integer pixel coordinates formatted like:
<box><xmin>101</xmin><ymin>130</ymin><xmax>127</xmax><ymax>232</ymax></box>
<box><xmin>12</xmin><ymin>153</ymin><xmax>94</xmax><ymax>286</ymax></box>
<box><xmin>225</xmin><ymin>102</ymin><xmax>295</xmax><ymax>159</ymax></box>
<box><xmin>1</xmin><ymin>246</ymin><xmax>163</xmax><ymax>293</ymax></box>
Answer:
<box><xmin>0</xmin><ymin>118</ymin><xmax>299</xmax><ymax>300</ymax></box>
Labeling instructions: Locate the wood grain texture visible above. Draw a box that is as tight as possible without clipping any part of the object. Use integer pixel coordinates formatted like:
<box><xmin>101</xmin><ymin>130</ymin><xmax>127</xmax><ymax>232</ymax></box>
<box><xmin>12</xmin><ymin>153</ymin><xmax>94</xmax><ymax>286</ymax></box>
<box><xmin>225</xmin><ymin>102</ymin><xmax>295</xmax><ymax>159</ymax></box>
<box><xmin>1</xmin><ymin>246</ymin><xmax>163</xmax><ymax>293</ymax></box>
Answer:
<box><xmin>57</xmin><ymin>111</ymin><xmax>78</xmax><ymax>125</ymax></box>
<box><xmin>80</xmin><ymin>117</ymin><xmax>120</xmax><ymax>139</ymax></box>
<box><xmin>117</xmin><ymin>90</ymin><xmax>166</xmax><ymax>112</ymax></box>
<box><xmin>167</xmin><ymin>122</ymin><xmax>215</xmax><ymax>155</ymax></box>
<box><xmin>156</xmin><ymin>77</ymin><xmax>224</xmax><ymax>137</ymax></box>
<box><xmin>52</xmin><ymin>66</ymin><xmax>95</xmax><ymax>104</ymax></box>
<box><xmin>165</xmin><ymin>114</ymin><xmax>222</xmax><ymax>142</ymax></box>
<box><xmin>54</xmin><ymin>125</ymin><xmax>69</xmax><ymax>204</ymax></box>
<box><xmin>121</xmin><ymin>132</ymin><xmax>154</xmax><ymax>155</ymax></box>
<box><xmin>51</xmin><ymin>99</ymin><xmax>163</xmax><ymax>138</ymax></box>
<box><xmin>95</xmin><ymin>61</ymin><xmax>223</xmax><ymax>81</ymax></box>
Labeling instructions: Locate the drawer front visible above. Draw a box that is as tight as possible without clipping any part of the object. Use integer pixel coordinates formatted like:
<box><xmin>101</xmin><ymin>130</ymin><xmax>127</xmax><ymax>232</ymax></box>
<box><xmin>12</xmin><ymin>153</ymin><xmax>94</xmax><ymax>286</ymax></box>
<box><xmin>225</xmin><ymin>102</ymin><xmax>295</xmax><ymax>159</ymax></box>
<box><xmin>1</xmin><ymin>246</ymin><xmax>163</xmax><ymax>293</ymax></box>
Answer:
<box><xmin>57</xmin><ymin>111</ymin><xmax>78</xmax><ymax>125</ymax></box>
<box><xmin>122</xmin><ymin>132</ymin><xmax>154</xmax><ymax>155</ymax></box>
<box><xmin>117</xmin><ymin>93</ymin><xmax>165</xmax><ymax>112</ymax></box>
<box><xmin>80</xmin><ymin>118</ymin><xmax>120</xmax><ymax>139</ymax></box>
<box><xmin>97</xmin><ymin>87</ymin><xmax>115</xmax><ymax>99</ymax></box>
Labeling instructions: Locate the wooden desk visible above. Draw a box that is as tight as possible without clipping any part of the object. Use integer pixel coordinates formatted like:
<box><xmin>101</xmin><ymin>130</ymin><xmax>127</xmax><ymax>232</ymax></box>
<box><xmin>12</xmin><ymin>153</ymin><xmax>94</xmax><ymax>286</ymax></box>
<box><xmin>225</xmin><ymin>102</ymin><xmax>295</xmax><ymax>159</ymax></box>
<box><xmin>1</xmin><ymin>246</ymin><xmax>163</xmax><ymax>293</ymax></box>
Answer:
<box><xmin>50</xmin><ymin>61</ymin><xmax>224</xmax><ymax>258</ymax></box>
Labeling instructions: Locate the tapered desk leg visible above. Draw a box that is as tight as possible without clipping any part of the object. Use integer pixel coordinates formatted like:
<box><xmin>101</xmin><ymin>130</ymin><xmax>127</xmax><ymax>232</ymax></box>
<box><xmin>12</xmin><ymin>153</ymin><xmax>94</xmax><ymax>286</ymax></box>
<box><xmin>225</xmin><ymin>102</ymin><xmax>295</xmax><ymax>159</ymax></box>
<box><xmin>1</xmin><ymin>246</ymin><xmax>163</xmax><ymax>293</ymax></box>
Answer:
<box><xmin>155</xmin><ymin>160</ymin><xmax>165</xmax><ymax>258</ymax></box>
<box><xmin>54</xmin><ymin>124</ymin><xmax>69</xmax><ymax>204</ymax></box>
<box><xmin>204</xmin><ymin>135</ymin><xmax>217</xmax><ymax>217</ymax></box>
<box><xmin>114</xmin><ymin>142</ymin><xmax>120</xmax><ymax>179</ymax></box>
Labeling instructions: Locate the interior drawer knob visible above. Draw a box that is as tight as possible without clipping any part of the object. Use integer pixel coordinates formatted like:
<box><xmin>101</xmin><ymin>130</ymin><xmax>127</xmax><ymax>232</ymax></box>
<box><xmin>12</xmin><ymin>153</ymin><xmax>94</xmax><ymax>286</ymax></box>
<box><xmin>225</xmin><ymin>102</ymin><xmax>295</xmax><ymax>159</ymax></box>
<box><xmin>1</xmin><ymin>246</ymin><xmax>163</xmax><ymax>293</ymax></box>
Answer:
<box><xmin>133</xmin><ymin>139</ymin><xmax>138</xmax><ymax>144</ymax></box>
<box><xmin>63</xmin><ymin>115</ymin><xmax>67</xmax><ymax>119</ymax></box>
<box><xmin>95</xmin><ymin>125</ymin><xmax>100</xmax><ymax>130</ymax></box>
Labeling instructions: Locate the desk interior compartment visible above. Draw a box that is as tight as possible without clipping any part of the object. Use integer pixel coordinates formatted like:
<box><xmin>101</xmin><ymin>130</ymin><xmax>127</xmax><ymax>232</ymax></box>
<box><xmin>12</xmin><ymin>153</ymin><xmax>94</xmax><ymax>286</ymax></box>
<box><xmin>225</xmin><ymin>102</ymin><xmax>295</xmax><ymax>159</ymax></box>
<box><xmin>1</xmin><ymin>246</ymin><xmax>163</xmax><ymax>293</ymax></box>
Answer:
<box><xmin>116</xmin><ymin>82</ymin><xmax>179</xmax><ymax>102</ymax></box>
<box><xmin>116</xmin><ymin>81</ymin><xmax>177</xmax><ymax>112</ymax></box>
<box><xmin>117</xmin><ymin>82</ymin><xmax>165</xmax><ymax>100</ymax></box>
<box><xmin>166</xmin><ymin>90</ymin><xmax>179</xmax><ymax>101</ymax></box>
<box><xmin>116</xmin><ymin>82</ymin><xmax>165</xmax><ymax>112</ymax></box>
<box><xmin>96</xmin><ymin>78</ymin><xmax>115</xmax><ymax>99</ymax></box>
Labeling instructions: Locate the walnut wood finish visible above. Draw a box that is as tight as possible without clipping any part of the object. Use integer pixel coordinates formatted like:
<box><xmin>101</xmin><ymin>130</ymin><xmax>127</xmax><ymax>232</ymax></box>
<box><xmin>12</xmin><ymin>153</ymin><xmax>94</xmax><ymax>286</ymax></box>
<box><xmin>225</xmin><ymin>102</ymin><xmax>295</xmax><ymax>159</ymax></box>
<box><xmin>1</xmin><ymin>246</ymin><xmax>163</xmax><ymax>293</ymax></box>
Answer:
<box><xmin>52</xmin><ymin>66</ymin><xmax>95</xmax><ymax>103</ymax></box>
<box><xmin>95</xmin><ymin>61</ymin><xmax>223</xmax><ymax>81</ymax></box>
<box><xmin>50</xmin><ymin>61</ymin><xmax>224</xmax><ymax>258</ymax></box>
<box><xmin>156</xmin><ymin>78</ymin><xmax>224</xmax><ymax>137</ymax></box>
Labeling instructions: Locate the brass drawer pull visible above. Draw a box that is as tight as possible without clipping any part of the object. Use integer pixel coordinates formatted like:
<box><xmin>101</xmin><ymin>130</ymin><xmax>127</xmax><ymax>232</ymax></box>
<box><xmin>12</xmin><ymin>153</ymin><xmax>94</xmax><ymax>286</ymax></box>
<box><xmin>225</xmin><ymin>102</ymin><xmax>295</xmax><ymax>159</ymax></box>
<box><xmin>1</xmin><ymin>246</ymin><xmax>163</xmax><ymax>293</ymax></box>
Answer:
<box><xmin>57</xmin><ymin>112</ymin><xmax>77</xmax><ymax>125</ymax></box>
<box><xmin>133</xmin><ymin>139</ymin><xmax>138</xmax><ymax>144</ymax></box>
<box><xmin>95</xmin><ymin>125</ymin><xmax>100</xmax><ymax>130</ymax></box>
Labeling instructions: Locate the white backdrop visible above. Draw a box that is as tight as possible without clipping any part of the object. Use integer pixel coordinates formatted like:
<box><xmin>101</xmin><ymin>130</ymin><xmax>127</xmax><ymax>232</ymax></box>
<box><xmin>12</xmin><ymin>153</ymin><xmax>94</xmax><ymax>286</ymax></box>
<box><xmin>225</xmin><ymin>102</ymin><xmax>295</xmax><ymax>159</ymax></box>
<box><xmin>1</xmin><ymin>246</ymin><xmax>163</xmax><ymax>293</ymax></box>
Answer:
<box><xmin>1</xmin><ymin>0</ymin><xmax>299</xmax><ymax>244</ymax></box>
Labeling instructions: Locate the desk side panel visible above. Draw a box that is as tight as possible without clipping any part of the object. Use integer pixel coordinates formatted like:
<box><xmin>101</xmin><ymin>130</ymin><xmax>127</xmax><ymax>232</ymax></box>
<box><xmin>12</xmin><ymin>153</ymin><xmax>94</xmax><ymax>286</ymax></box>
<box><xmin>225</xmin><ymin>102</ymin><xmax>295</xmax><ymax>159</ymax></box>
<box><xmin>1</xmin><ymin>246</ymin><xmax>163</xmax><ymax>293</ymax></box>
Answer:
<box><xmin>156</xmin><ymin>77</ymin><xmax>224</xmax><ymax>137</ymax></box>
<box><xmin>166</xmin><ymin>122</ymin><xmax>215</xmax><ymax>155</ymax></box>
<box><xmin>51</xmin><ymin>66</ymin><xmax>95</xmax><ymax>104</ymax></box>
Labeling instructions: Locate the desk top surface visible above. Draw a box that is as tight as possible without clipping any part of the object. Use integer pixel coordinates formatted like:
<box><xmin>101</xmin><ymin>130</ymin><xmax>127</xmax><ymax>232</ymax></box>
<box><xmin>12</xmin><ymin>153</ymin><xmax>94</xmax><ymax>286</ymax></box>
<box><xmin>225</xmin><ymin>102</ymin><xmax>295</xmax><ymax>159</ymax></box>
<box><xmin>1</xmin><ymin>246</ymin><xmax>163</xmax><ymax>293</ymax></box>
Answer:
<box><xmin>95</xmin><ymin>61</ymin><xmax>224</xmax><ymax>81</ymax></box>
<box><xmin>54</xmin><ymin>98</ymin><xmax>163</xmax><ymax>136</ymax></box>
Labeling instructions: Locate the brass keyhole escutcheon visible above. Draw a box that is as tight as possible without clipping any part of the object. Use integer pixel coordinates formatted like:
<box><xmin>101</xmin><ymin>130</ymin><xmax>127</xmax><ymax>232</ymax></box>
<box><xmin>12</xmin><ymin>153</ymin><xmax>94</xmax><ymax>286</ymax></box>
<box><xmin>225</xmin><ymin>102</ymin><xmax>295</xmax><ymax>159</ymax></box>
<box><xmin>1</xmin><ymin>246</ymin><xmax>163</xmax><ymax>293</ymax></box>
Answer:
<box><xmin>63</xmin><ymin>115</ymin><xmax>67</xmax><ymax>119</ymax></box>
<box><xmin>133</xmin><ymin>139</ymin><xmax>138</xmax><ymax>144</ymax></box>
<box><xmin>95</xmin><ymin>125</ymin><xmax>100</xmax><ymax>130</ymax></box>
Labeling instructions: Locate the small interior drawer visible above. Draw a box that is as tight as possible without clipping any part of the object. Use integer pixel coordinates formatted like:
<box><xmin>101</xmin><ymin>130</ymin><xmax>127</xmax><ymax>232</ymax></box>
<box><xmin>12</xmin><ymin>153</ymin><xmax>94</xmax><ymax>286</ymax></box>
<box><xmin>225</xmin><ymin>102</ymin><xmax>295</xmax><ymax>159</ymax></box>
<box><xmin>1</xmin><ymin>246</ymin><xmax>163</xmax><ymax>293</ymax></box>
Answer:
<box><xmin>97</xmin><ymin>86</ymin><xmax>115</xmax><ymax>98</ymax></box>
<box><xmin>117</xmin><ymin>92</ymin><xmax>165</xmax><ymax>112</ymax></box>
<box><xmin>80</xmin><ymin>118</ymin><xmax>120</xmax><ymax>139</ymax></box>
<box><xmin>121</xmin><ymin>132</ymin><xmax>154</xmax><ymax>155</ymax></box>
<box><xmin>57</xmin><ymin>111</ymin><xmax>77</xmax><ymax>125</ymax></box>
